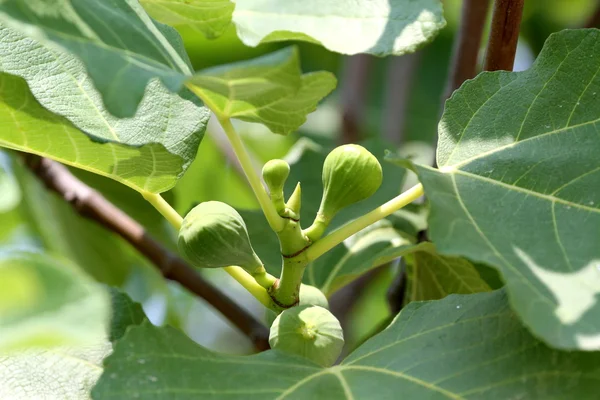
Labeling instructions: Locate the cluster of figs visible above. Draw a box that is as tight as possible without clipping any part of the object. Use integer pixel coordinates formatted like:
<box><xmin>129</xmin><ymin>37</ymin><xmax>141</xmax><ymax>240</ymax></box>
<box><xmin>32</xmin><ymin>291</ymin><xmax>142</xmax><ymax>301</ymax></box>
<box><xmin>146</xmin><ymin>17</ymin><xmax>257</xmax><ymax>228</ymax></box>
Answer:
<box><xmin>178</xmin><ymin>144</ymin><xmax>383</xmax><ymax>366</ymax></box>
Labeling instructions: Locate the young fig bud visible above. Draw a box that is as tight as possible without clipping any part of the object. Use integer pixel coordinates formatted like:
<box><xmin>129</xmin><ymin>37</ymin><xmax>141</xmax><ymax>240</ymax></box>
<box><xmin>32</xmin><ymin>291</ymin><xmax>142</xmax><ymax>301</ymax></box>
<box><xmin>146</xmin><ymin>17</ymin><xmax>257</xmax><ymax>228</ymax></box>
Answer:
<box><xmin>286</xmin><ymin>182</ymin><xmax>302</xmax><ymax>216</ymax></box>
<box><xmin>269</xmin><ymin>305</ymin><xmax>344</xmax><ymax>367</ymax></box>
<box><xmin>262</xmin><ymin>159</ymin><xmax>290</xmax><ymax>213</ymax></box>
<box><xmin>305</xmin><ymin>145</ymin><xmax>382</xmax><ymax>241</ymax></box>
<box><xmin>178</xmin><ymin>201</ymin><xmax>263</xmax><ymax>273</ymax></box>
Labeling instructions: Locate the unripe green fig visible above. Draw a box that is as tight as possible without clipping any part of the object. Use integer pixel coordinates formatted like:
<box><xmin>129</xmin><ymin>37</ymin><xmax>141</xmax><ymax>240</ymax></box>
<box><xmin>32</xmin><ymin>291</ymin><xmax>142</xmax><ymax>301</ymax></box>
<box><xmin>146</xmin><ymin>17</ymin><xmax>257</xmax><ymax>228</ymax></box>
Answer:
<box><xmin>265</xmin><ymin>284</ymin><xmax>329</xmax><ymax>325</ymax></box>
<box><xmin>269</xmin><ymin>305</ymin><xmax>344</xmax><ymax>367</ymax></box>
<box><xmin>262</xmin><ymin>159</ymin><xmax>290</xmax><ymax>213</ymax></box>
<box><xmin>305</xmin><ymin>145</ymin><xmax>382</xmax><ymax>241</ymax></box>
<box><xmin>321</xmin><ymin>144</ymin><xmax>382</xmax><ymax>216</ymax></box>
<box><xmin>178</xmin><ymin>201</ymin><xmax>263</xmax><ymax>273</ymax></box>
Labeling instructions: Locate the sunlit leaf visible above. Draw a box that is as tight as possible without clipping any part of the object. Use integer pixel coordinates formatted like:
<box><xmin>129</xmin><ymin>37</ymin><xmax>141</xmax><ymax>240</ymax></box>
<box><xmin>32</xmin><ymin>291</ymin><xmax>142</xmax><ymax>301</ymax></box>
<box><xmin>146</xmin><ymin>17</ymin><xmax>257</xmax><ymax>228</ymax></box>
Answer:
<box><xmin>0</xmin><ymin>26</ymin><xmax>208</xmax><ymax>193</ymax></box>
<box><xmin>141</xmin><ymin>0</ymin><xmax>234</xmax><ymax>39</ymax></box>
<box><xmin>415</xmin><ymin>29</ymin><xmax>600</xmax><ymax>350</ymax></box>
<box><xmin>0</xmin><ymin>0</ymin><xmax>193</xmax><ymax>117</ymax></box>
<box><xmin>231</xmin><ymin>0</ymin><xmax>446</xmax><ymax>56</ymax></box>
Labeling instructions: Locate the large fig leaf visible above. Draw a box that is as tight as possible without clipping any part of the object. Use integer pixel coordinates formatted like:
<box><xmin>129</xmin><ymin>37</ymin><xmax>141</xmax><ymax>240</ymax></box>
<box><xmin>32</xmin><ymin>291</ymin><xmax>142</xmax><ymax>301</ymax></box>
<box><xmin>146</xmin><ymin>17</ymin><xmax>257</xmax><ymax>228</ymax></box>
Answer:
<box><xmin>93</xmin><ymin>290</ymin><xmax>600</xmax><ymax>399</ymax></box>
<box><xmin>415</xmin><ymin>29</ymin><xmax>600</xmax><ymax>350</ymax></box>
<box><xmin>0</xmin><ymin>26</ymin><xmax>208</xmax><ymax>193</ymax></box>
<box><xmin>0</xmin><ymin>0</ymin><xmax>193</xmax><ymax>117</ymax></box>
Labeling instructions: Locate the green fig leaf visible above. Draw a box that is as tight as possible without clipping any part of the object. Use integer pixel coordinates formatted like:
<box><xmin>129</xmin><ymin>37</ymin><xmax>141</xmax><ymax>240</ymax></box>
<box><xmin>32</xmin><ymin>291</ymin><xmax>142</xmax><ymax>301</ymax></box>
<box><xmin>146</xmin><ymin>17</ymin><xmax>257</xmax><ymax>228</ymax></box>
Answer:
<box><xmin>0</xmin><ymin>26</ymin><xmax>208</xmax><ymax>193</ymax></box>
<box><xmin>187</xmin><ymin>47</ymin><xmax>336</xmax><ymax>134</ymax></box>
<box><xmin>0</xmin><ymin>72</ymin><xmax>188</xmax><ymax>194</ymax></box>
<box><xmin>0</xmin><ymin>249</ymin><xmax>110</xmax><ymax>352</ymax></box>
<box><xmin>415</xmin><ymin>29</ymin><xmax>600</xmax><ymax>350</ymax></box>
<box><xmin>141</xmin><ymin>0</ymin><xmax>234</xmax><ymax>39</ymax></box>
<box><xmin>0</xmin><ymin>289</ymin><xmax>147</xmax><ymax>399</ymax></box>
<box><xmin>108</xmin><ymin>288</ymin><xmax>148</xmax><ymax>342</ymax></box>
<box><xmin>0</xmin><ymin>0</ymin><xmax>193</xmax><ymax>117</ymax></box>
<box><xmin>406</xmin><ymin>245</ymin><xmax>492</xmax><ymax>302</ymax></box>
<box><xmin>231</xmin><ymin>0</ymin><xmax>446</xmax><ymax>56</ymax></box>
<box><xmin>0</xmin><ymin>342</ymin><xmax>111</xmax><ymax>400</ymax></box>
<box><xmin>93</xmin><ymin>290</ymin><xmax>600</xmax><ymax>399</ymax></box>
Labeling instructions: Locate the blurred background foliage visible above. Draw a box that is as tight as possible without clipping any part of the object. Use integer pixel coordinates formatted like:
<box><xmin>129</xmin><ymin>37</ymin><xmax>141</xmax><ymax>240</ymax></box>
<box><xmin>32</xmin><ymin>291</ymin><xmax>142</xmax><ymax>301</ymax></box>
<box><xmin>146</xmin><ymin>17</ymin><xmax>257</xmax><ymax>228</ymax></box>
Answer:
<box><xmin>1</xmin><ymin>0</ymin><xmax>597</xmax><ymax>354</ymax></box>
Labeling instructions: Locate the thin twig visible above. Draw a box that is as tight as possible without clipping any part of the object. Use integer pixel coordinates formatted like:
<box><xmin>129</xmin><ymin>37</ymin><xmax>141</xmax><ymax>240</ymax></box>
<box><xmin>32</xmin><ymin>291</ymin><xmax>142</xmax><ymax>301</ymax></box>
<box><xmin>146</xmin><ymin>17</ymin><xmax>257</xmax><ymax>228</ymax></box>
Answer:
<box><xmin>22</xmin><ymin>155</ymin><xmax>270</xmax><ymax>351</ymax></box>
<box><xmin>483</xmin><ymin>0</ymin><xmax>525</xmax><ymax>72</ymax></box>
<box><xmin>443</xmin><ymin>0</ymin><xmax>492</xmax><ymax>101</ymax></box>
<box><xmin>339</xmin><ymin>54</ymin><xmax>373</xmax><ymax>144</ymax></box>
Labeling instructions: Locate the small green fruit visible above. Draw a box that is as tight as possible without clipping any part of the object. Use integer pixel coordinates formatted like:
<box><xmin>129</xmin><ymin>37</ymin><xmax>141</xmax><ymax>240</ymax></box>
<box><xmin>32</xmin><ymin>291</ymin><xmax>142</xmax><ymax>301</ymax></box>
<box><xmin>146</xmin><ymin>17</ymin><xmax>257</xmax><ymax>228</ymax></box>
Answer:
<box><xmin>321</xmin><ymin>144</ymin><xmax>382</xmax><ymax>218</ymax></box>
<box><xmin>269</xmin><ymin>305</ymin><xmax>344</xmax><ymax>367</ymax></box>
<box><xmin>305</xmin><ymin>145</ymin><xmax>382</xmax><ymax>241</ymax></box>
<box><xmin>265</xmin><ymin>284</ymin><xmax>329</xmax><ymax>325</ymax></box>
<box><xmin>178</xmin><ymin>201</ymin><xmax>263</xmax><ymax>273</ymax></box>
<box><xmin>262</xmin><ymin>159</ymin><xmax>290</xmax><ymax>213</ymax></box>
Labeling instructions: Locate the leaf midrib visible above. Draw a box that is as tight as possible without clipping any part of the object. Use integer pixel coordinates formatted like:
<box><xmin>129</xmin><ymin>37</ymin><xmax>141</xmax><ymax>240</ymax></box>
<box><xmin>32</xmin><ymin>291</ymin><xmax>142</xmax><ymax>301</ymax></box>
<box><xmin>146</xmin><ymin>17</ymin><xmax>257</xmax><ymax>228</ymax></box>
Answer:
<box><xmin>448</xmin><ymin>168</ymin><xmax>600</xmax><ymax>214</ymax></box>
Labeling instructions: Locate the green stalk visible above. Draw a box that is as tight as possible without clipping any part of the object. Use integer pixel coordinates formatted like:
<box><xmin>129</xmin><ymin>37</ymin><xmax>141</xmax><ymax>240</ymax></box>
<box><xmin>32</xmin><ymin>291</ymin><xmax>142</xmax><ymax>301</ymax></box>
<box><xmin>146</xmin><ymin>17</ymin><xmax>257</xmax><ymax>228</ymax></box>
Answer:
<box><xmin>142</xmin><ymin>192</ymin><xmax>183</xmax><ymax>230</ymax></box>
<box><xmin>306</xmin><ymin>184</ymin><xmax>424</xmax><ymax>261</ymax></box>
<box><xmin>218</xmin><ymin>117</ymin><xmax>285</xmax><ymax>233</ymax></box>
<box><xmin>272</xmin><ymin>257</ymin><xmax>309</xmax><ymax>308</ymax></box>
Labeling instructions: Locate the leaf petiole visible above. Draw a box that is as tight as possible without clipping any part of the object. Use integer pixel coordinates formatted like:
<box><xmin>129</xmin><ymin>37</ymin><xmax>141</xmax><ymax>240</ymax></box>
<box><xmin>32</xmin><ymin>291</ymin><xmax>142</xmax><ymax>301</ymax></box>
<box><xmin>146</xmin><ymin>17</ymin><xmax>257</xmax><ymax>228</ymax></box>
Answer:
<box><xmin>217</xmin><ymin>117</ymin><xmax>285</xmax><ymax>233</ymax></box>
<box><xmin>142</xmin><ymin>192</ymin><xmax>184</xmax><ymax>230</ymax></box>
<box><xmin>306</xmin><ymin>184</ymin><xmax>424</xmax><ymax>262</ymax></box>
<box><xmin>223</xmin><ymin>266</ymin><xmax>275</xmax><ymax>309</ymax></box>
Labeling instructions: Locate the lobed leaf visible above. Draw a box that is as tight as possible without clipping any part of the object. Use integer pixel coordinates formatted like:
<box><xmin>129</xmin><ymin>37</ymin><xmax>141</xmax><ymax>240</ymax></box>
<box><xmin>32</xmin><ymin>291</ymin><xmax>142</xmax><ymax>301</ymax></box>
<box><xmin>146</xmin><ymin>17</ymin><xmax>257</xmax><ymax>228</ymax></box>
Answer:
<box><xmin>93</xmin><ymin>289</ymin><xmax>600</xmax><ymax>399</ymax></box>
<box><xmin>187</xmin><ymin>47</ymin><xmax>336</xmax><ymax>135</ymax></box>
<box><xmin>0</xmin><ymin>0</ymin><xmax>193</xmax><ymax>117</ymax></box>
<box><xmin>415</xmin><ymin>29</ymin><xmax>600</xmax><ymax>350</ymax></box>
<box><xmin>231</xmin><ymin>0</ymin><xmax>446</xmax><ymax>56</ymax></box>
<box><xmin>0</xmin><ymin>72</ymin><xmax>189</xmax><ymax>193</ymax></box>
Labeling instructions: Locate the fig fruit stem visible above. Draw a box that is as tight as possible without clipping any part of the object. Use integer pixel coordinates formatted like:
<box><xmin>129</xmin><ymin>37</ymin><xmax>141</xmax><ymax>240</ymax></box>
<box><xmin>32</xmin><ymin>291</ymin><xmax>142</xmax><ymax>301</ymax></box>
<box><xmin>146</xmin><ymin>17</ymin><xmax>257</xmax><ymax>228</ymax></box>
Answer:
<box><xmin>142</xmin><ymin>192</ymin><xmax>184</xmax><ymax>230</ymax></box>
<box><xmin>271</xmin><ymin>257</ymin><xmax>309</xmax><ymax>308</ymax></box>
<box><xmin>218</xmin><ymin>117</ymin><xmax>285</xmax><ymax>233</ymax></box>
<box><xmin>306</xmin><ymin>183</ymin><xmax>424</xmax><ymax>261</ymax></box>
<box><xmin>142</xmin><ymin>191</ymin><xmax>278</xmax><ymax>309</ymax></box>
<box><xmin>224</xmin><ymin>266</ymin><xmax>275</xmax><ymax>308</ymax></box>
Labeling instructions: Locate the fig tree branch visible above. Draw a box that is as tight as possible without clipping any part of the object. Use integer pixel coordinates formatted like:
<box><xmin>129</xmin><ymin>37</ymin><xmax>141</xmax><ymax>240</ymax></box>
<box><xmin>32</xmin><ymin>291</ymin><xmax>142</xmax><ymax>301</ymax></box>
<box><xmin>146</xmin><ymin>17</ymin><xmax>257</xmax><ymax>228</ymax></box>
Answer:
<box><xmin>444</xmin><ymin>0</ymin><xmax>492</xmax><ymax>101</ymax></box>
<box><xmin>484</xmin><ymin>0</ymin><xmax>525</xmax><ymax>72</ymax></box>
<box><xmin>22</xmin><ymin>155</ymin><xmax>270</xmax><ymax>351</ymax></box>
